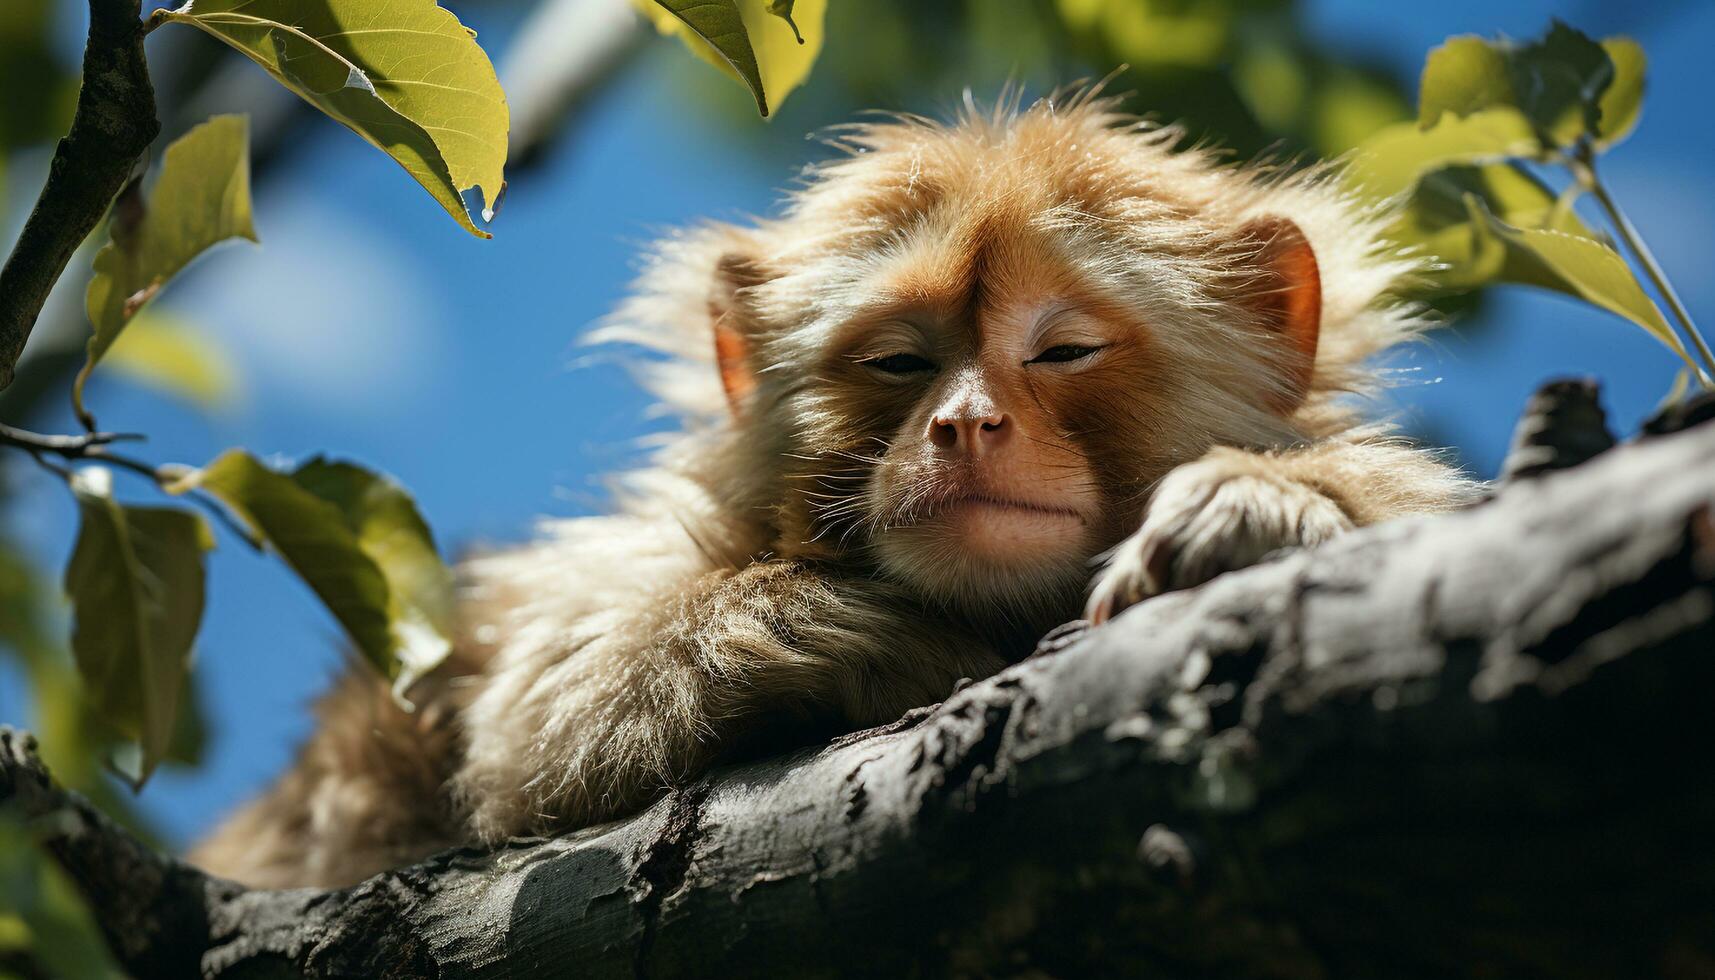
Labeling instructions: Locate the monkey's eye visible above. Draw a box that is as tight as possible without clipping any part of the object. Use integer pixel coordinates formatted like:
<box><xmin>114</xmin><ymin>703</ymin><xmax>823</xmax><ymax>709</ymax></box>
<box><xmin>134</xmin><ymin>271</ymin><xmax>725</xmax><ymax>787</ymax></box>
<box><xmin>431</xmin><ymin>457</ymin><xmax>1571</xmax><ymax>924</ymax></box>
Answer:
<box><xmin>1027</xmin><ymin>344</ymin><xmax>1103</xmax><ymax>365</ymax></box>
<box><xmin>862</xmin><ymin>353</ymin><xmax>937</xmax><ymax>375</ymax></box>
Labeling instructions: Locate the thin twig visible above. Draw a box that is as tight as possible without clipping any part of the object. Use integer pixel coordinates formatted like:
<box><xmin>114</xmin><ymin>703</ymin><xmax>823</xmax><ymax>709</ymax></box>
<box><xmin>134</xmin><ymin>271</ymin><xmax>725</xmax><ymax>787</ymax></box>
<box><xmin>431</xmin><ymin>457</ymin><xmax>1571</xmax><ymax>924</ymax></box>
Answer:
<box><xmin>0</xmin><ymin>422</ymin><xmax>261</xmax><ymax>550</ymax></box>
<box><xmin>0</xmin><ymin>422</ymin><xmax>141</xmax><ymax>457</ymax></box>
<box><xmin>1573</xmin><ymin>147</ymin><xmax>1715</xmax><ymax>385</ymax></box>
<box><xmin>89</xmin><ymin>448</ymin><xmax>263</xmax><ymax>550</ymax></box>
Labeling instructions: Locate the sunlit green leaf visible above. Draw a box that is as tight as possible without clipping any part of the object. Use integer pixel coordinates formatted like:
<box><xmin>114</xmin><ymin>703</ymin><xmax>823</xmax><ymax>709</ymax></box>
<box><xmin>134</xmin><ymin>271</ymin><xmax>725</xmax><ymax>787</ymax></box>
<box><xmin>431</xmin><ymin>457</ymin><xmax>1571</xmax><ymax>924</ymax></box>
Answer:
<box><xmin>290</xmin><ymin>459</ymin><xmax>454</xmax><ymax>694</ymax></box>
<box><xmin>171</xmin><ymin>451</ymin><xmax>453</xmax><ymax>693</ymax></box>
<box><xmin>1596</xmin><ymin>37</ymin><xmax>1645</xmax><ymax>148</ymax></box>
<box><xmin>77</xmin><ymin>115</ymin><xmax>256</xmax><ymax>428</ymax></box>
<box><xmin>1350</xmin><ymin>107</ymin><xmax>1539</xmax><ymax>199</ymax></box>
<box><xmin>156</xmin><ymin>0</ymin><xmax>509</xmax><ymax>236</ymax></box>
<box><xmin>99</xmin><ymin>311</ymin><xmax>240</xmax><ymax>412</ymax></box>
<box><xmin>1387</xmin><ymin>163</ymin><xmax>1600</xmax><ymax>292</ymax></box>
<box><xmin>64</xmin><ymin>469</ymin><xmax>212</xmax><ymax>788</ymax></box>
<box><xmin>1466</xmin><ymin>194</ymin><xmax>1693</xmax><ymax>366</ymax></box>
<box><xmin>636</xmin><ymin>0</ymin><xmax>825</xmax><ymax>116</ymax></box>
<box><xmin>1414</xmin><ymin>22</ymin><xmax>1627</xmax><ymax>150</ymax></box>
<box><xmin>1417</xmin><ymin>35</ymin><xmax>1511</xmax><ymax>129</ymax></box>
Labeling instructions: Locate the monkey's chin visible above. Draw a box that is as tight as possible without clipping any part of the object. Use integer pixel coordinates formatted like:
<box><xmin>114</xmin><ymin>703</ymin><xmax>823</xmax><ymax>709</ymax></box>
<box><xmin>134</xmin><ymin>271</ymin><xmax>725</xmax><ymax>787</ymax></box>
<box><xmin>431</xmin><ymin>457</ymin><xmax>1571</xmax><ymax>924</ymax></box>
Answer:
<box><xmin>939</xmin><ymin>498</ymin><xmax>1089</xmax><ymax>558</ymax></box>
<box><xmin>872</xmin><ymin>502</ymin><xmax>1094</xmax><ymax>612</ymax></box>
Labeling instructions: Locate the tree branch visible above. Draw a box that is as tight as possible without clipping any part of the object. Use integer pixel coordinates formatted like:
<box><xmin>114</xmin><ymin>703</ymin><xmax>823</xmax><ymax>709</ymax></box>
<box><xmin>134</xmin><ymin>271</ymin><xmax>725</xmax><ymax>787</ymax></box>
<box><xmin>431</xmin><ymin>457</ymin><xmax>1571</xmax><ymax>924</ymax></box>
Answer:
<box><xmin>0</xmin><ymin>0</ymin><xmax>158</xmax><ymax>391</ymax></box>
<box><xmin>4</xmin><ymin>399</ymin><xmax>1714</xmax><ymax>978</ymax></box>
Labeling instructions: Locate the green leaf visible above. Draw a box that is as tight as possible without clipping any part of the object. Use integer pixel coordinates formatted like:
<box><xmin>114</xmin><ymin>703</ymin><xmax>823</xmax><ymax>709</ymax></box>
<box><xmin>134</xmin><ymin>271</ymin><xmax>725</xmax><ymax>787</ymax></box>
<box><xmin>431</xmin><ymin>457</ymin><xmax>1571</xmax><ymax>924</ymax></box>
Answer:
<box><xmin>1417</xmin><ymin>35</ymin><xmax>1512</xmax><ymax>129</ymax></box>
<box><xmin>1388</xmin><ymin>162</ymin><xmax>1597</xmax><ymax>292</ymax></box>
<box><xmin>0</xmin><ymin>815</ymin><xmax>124</xmax><ymax>979</ymax></box>
<box><xmin>1504</xmin><ymin>21</ymin><xmax>1613</xmax><ymax>146</ymax></box>
<box><xmin>1307</xmin><ymin>67</ymin><xmax>1411</xmax><ymax>156</ymax></box>
<box><xmin>76</xmin><ymin>114</ymin><xmax>256</xmax><ymax>428</ymax></box>
<box><xmin>636</xmin><ymin>0</ymin><xmax>825</xmax><ymax>117</ymax></box>
<box><xmin>1596</xmin><ymin>37</ymin><xmax>1645</xmax><ymax>148</ymax></box>
<box><xmin>1466</xmin><ymin>194</ymin><xmax>1693</xmax><ymax>366</ymax></box>
<box><xmin>290</xmin><ymin>459</ymin><xmax>454</xmax><ymax>693</ymax></box>
<box><xmin>64</xmin><ymin>469</ymin><xmax>212</xmax><ymax>788</ymax></box>
<box><xmin>1413</xmin><ymin>22</ymin><xmax>1630</xmax><ymax>150</ymax></box>
<box><xmin>99</xmin><ymin>311</ymin><xmax>240</xmax><ymax>411</ymax></box>
<box><xmin>157</xmin><ymin>0</ymin><xmax>508</xmax><ymax>237</ymax></box>
<box><xmin>0</xmin><ymin>540</ymin><xmax>53</xmax><ymax>669</ymax></box>
<box><xmin>1350</xmin><ymin>107</ymin><xmax>1539</xmax><ymax>199</ymax></box>
<box><xmin>171</xmin><ymin>451</ymin><xmax>453</xmax><ymax>693</ymax></box>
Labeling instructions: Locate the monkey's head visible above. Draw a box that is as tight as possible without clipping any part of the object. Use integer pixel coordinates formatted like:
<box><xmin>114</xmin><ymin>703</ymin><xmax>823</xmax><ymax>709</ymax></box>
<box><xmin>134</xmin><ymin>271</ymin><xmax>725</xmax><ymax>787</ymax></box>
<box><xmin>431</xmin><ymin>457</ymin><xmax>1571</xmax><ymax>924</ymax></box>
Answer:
<box><xmin>614</xmin><ymin>94</ymin><xmax>1409</xmax><ymax>615</ymax></box>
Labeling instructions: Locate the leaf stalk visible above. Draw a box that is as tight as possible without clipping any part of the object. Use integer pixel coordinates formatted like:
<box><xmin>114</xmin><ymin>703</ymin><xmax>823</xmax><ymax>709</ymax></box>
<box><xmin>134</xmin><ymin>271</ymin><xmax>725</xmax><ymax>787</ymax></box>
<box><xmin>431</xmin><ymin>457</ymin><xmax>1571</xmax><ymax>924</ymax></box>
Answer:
<box><xmin>1572</xmin><ymin>147</ymin><xmax>1715</xmax><ymax>386</ymax></box>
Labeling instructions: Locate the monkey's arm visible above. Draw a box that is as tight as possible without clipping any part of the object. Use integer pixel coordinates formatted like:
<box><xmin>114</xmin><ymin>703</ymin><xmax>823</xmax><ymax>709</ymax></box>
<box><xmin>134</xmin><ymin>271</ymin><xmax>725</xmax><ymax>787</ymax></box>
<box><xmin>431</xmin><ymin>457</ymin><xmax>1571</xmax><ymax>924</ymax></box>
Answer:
<box><xmin>454</xmin><ymin>560</ymin><xmax>1005</xmax><ymax>843</ymax></box>
<box><xmin>1088</xmin><ymin>437</ymin><xmax>1480</xmax><ymax>621</ymax></box>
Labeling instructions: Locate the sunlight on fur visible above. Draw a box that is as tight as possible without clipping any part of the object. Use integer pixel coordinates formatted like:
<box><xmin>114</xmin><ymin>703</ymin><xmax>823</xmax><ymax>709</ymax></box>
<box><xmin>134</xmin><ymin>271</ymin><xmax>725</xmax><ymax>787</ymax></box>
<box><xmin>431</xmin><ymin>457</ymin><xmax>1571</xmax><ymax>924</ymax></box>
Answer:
<box><xmin>190</xmin><ymin>90</ymin><xmax>1480</xmax><ymax>889</ymax></box>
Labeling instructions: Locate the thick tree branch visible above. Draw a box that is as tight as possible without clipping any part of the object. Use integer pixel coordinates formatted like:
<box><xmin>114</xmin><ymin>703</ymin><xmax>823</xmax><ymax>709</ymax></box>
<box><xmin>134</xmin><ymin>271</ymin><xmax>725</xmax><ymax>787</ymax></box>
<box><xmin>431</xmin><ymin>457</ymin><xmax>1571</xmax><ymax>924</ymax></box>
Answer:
<box><xmin>0</xmin><ymin>0</ymin><xmax>158</xmax><ymax>391</ymax></box>
<box><xmin>4</xmin><ymin>404</ymin><xmax>1714</xmax><ymax>978</ymax></box>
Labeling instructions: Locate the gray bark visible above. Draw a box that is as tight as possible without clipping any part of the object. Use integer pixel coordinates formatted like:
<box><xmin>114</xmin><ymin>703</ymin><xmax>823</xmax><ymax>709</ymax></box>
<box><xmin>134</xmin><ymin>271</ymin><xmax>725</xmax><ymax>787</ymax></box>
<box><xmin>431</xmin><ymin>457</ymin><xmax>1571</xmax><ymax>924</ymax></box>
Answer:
<box><xmin>4</xmin><ymin>393</ymin><xmax>1714</xmax><ymax>979</ymax></box>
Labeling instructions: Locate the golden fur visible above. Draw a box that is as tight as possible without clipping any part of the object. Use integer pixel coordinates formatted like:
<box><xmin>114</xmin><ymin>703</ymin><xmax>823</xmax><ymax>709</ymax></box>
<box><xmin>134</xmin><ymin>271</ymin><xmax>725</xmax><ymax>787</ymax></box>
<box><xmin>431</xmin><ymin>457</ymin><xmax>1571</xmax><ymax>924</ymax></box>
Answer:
<box><xmin>191</xmin><ymin>93</ymin><xmax>1478</xmax><ymax>889</ymax></box>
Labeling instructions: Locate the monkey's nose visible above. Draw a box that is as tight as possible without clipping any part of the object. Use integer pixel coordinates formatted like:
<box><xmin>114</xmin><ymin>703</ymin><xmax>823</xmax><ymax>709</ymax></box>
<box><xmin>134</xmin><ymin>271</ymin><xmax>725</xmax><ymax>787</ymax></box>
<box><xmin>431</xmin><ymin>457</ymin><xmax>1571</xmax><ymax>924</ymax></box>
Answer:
<box><xmin>928</xmin><ymin>412</ymin><xmax>1011</xmax><ymax>453</ymax></box>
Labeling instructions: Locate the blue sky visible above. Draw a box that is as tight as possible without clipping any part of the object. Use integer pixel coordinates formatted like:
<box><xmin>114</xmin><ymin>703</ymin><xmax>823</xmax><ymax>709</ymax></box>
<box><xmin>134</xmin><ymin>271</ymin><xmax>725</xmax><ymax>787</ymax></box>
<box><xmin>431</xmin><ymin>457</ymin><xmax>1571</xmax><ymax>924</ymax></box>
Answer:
<box><xmin>2</xmin><ymin>0</ymin><xmax>1711</xmax><ymax>847</ymax></box>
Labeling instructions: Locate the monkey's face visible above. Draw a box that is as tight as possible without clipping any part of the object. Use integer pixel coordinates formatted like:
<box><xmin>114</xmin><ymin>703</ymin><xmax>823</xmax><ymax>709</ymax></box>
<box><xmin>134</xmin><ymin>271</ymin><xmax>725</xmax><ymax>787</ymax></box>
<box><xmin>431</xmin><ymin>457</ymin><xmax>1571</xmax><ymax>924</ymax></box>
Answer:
<box><xmin>828</xmin><ymin>296</ymin><xmax>1125</xmax><ymax>607</ymax></box>
<box><xmin>710</xmin><ymin>106</ymin><xmax>1323</xmax><ymax>613</ymax></box>
<box><xmin>774</xmin><ymin>221</ymin><xmax>1197</xmax><ymax>612</ymax></box>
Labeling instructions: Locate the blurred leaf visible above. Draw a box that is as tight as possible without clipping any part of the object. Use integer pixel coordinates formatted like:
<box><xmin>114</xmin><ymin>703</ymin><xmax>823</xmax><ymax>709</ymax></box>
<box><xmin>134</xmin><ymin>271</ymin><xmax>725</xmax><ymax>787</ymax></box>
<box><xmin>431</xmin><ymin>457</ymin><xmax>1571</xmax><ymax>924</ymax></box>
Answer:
<box><xmin>1351</xmin><ymin>107</ymin><xmax>1539</xmax><ymax>199</ymax></box>
<box><xmin>0</xmin><ymin>0</ymin><xmax>77</xmax><ymax>151</ymax></box>
<box><xmin>1063</xmin><ymin>0</ymin><xmax>1234</xmax><ymax>70</ymax></box>
<box><xmin>0</xmin><ymin>542</ymin><xmax>52</xmax><ymax>669</ymax></box>
<box><xmin>1234</xmin><ymin>43</ymin><xmax>1308</xmax><ymax>134</ymax></box>
<box><xmin>77</xmin><ymin>115</ymin><xmax>257</xmax><ymax>428</ymax></box>
<box><xmin>157</xmin><ymin>0</ymin><xmax>509</xmax><ymax>235</ymax></box>
<box><xmin>0</xmin><ymin>815</ymin><xmax>123</xmax><ymax>979</ymax></box>
<box><xmin>1308</xmin><ymin>67</ymin><xmax>1408</xmax><ymax>156</ymax></box>
<box><xmin>0</xmin><ymin>540</ymin><xmax>161</xmax><ymax>835</ymax></box>
<box><xmin>1595</xmin><ymin>37</ymin><xmax>1645</xmax><ymax>148</ymax></box>
<box><xmin>291</xmin><ymin>459</ymin><xmax>454</xmax><ymax>695</ymax></box>
<box><xmin>1417</xmin><ymin>36</ymin><xmax>1511</xmax><ymax>128</ymax></box>
<box><xmin>635</xmin><ymin>0</ymin><xmax>825</xmax><ymax>116</ymax></box>
<box><xmin>1416</xmin><ymin>22</ymin><xmax>1628</xmax><ymax>150</ymax></box>
<box><xmin>1467</xmin><ymin>194</ymin><xmax>1693</xmax><ymax>366</ymax></box>
<box><xmin>64</xmin><ymin>469</ymin><xmax>212</xmax><ymax>788</ymax></box>
<box><xmin>171</xmin><ymin>452</ymin><xmax>453</xmax><ymax>692</ymax></box>
<box><xmin>164</xmin><ymin>667</ymin><xmax>209</xmax><ymax>768</ymax></box>
<box><xmin>1503</xmin><ymin>21</ymin><xmax>1612</xmax><ymax>146</ymax></box>
<box><xmin>1656</xmin><ymin>368</ymin><xmax>1692</xmax><ymax>414</ymax></box>
<box><xmin>1387</xmin><ymin>163</ymin><xmax>1596</xmax><ymax>291</ymax></box>
<box><xmin>99</xmin><ymin>311</ymin><xmax>240</xmax><ymax>412</ymax></box>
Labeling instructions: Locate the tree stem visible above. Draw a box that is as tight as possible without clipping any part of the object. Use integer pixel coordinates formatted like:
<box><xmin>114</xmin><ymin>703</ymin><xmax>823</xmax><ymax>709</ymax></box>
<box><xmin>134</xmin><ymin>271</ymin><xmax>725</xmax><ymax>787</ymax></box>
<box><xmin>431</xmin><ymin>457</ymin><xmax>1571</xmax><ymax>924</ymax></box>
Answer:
<box><xmin>1576</xmin><ymin>150</ymin><xmax>1715</xmax><ymax>385</ymax></box>
<box><xmin>0</xmin><ymin>0</ymin><xmax>159</xmax><ymax>392</ymax></box>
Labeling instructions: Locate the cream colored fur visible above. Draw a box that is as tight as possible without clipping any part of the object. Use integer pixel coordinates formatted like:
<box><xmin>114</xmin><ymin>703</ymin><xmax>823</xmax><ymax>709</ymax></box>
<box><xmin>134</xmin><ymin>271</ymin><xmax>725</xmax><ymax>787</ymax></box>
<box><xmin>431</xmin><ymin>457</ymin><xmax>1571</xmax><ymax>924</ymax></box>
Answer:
<box><xmin>191</xmin><ymin>93</ymin><xmax>1478</xmax><ymax>889</ymax></box>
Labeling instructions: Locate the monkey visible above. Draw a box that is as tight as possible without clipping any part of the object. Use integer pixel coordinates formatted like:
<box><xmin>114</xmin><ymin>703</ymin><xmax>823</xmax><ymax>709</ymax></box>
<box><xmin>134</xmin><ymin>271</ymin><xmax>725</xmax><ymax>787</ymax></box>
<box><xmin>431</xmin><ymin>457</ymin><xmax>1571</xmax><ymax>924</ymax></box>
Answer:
<box><xmin>190</xmin><ymin>92</ymin><xmax>1479</xmax><ymax>889</ymax></box>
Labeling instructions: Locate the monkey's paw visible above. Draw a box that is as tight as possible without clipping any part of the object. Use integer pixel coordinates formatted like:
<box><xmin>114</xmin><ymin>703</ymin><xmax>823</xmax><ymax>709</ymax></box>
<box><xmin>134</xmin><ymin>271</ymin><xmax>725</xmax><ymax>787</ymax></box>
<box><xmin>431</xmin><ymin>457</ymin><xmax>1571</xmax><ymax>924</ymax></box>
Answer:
<box><xmin>1085</xmin><ymin>453</ymin><xmax>1353</xmax><ymax>624</ymax></box>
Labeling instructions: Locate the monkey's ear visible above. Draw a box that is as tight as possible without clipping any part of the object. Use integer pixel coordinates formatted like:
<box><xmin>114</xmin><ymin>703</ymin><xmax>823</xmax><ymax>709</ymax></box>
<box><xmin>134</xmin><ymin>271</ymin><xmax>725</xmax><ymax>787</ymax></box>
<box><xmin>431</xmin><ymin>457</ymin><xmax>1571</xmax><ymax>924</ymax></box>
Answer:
<box><xmin>709</xmin><ymin>254</ymin><xmax>767</xmax><ymax>418</ymax></box>
<box><xmin>1236</xmin><ymin>217</ymin><xmax>1321</xmax><ymax>412</ymax></box>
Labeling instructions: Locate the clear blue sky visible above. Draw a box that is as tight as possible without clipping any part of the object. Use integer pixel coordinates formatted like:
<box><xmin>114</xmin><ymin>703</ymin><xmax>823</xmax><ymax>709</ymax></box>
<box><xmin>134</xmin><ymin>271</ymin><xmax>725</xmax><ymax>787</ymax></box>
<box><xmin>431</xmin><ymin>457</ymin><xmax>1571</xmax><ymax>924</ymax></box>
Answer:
<box><xmin>3</xmin><ymin>0</ymin><xmax>1711</xmax><ymax>848</ymax></box>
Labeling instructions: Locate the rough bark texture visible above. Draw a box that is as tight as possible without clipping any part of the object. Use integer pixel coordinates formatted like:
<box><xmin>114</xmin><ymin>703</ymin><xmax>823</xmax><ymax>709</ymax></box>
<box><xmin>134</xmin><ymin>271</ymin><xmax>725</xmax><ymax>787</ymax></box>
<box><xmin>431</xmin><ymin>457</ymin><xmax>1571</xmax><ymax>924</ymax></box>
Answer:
<box><xmin>4</xmin><ymin>391</ymin><xmax>1714</xmax><ymax>979</ymax></box>
<box><xmin>0</xmin><ymin>0</ymin><xmax>158</xmax><ymax>390</ymax></box>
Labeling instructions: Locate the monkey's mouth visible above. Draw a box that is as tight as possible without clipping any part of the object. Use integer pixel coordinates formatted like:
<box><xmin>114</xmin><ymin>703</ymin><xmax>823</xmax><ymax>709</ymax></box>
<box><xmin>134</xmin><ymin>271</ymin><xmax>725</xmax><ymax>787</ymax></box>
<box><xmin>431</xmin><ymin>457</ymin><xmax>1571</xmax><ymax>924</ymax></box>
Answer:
<box><xmin>890</xmin><ymin>491</ymin><xmax>1091</xmax><ymax>564</ymax></box>
<box><xmin>932</xmin><ymin>494</ymin><xmax>1085</xmax><ymax>521</ymax></box>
